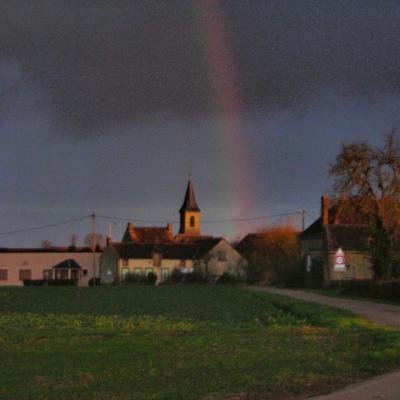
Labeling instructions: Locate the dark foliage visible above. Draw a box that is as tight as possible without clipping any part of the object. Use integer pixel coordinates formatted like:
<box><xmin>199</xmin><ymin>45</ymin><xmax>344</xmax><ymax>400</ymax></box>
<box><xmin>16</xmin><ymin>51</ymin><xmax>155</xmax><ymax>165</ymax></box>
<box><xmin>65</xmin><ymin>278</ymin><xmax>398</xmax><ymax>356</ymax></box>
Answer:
<box><xmin>216</xmin><ymin>272</ymin><xmax>240</xmax><ymax>285</ymax></box>
<box><xmin>88</xmin><ymin>278</ymin><xmax>101</xmax><ymax>287</ymax></box>
<box><xmin>145</xmin><ymin>272</ymin><xmax>157</xmax><ymax>285</ymax></box>
<box><xmin>23</xmin><ymin>279</ymin><xmax>78</xmax><ymax>287</ymax></box>
<box><xmin>332</xmin><ymin>279</ymin><xmax>400</xmax><ymax>303</ymax></box>
<box><xmin>123</xmin><ymin>273</ymin><xmax>147</xmax><ymax>284</ymax></box>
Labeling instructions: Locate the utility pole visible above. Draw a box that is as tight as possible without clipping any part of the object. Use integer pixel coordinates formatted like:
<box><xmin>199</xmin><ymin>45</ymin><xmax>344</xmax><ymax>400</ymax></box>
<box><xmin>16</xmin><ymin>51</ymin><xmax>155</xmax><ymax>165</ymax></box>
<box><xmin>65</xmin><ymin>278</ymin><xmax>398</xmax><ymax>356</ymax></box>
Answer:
<box><xmin>91</xmin><ymin>212</ymin><xmax>97</xmax><ymax>287</ymax></box>
<box><xmin>301</xmin><ymin>209</ymin><xmax>305</xmax><ymax>231</ymax></box>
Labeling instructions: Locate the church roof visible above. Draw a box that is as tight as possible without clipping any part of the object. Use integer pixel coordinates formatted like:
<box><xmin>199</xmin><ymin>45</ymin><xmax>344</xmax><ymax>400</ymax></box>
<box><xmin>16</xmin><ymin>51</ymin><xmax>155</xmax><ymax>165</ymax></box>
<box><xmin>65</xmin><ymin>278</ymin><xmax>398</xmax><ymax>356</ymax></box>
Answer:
<box><xmin>179</xmin><ymin>178</ymin><xmax>200</xmax><ymax>212</ymax></box>
<box><xmin>122</xmin><ymin>223</ymin><xmax>174</xmax><ymax>243</ymax></box>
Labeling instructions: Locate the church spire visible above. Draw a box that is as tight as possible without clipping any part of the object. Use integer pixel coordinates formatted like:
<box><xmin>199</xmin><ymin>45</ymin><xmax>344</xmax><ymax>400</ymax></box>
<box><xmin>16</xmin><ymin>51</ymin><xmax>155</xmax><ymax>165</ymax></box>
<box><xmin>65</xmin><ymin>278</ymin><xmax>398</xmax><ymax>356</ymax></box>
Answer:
<box><xmin>179</xmin><ymin>177</ymin><xmax>201</xmax><ymax>235</ymax></box>
<box><xmin>179</xmin><ymin>177</ymin><xmax>200</xmax><ymax>213</ymax></box>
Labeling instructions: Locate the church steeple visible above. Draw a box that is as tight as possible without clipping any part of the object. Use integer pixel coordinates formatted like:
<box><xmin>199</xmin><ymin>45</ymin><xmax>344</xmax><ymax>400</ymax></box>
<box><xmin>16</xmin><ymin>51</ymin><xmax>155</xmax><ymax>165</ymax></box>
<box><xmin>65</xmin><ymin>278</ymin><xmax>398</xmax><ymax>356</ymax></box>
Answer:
<box><xmin>179</xmin><ymin>177</ymin><xmax>201</xmax><ymax>235</ymax></box>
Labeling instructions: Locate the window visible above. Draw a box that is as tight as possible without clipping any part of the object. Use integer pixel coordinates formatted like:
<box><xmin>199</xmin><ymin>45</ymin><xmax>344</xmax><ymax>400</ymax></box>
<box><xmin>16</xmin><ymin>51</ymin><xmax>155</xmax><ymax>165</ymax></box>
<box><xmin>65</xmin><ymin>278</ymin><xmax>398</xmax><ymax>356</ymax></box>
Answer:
<box><xmin>55</xmin><ymin>270</ymin><xmax>68</xmax><ymax>280</ymax></box>
<box><xmin>217</xmin><ymin>251</ymin><xmax>227</xmax><ymax>262</ymax></box>
<box><xmin>121</xmin><ymin>267</ymin><xmax>130</xmax><ymax>280</ymax></box>
<box><xmin>161</xmin><ymin>268</ymin><xmax>170</xmax><ymax>282</ymax></box>
<box><xmin>145</xmin><ymin>268</ymin><xmax>154</xmax><ymax>276</ymax></box>
<box><xmin>179</xmin><ymin>259</ymin><xmax>186</xmax><ymax>267</ymax></box>
<box><xmin>43</xmin><ymin>269</ymin><xmax>52</xmax><ymax>280</ymax></box>
<box><xmin>152</xmin><ymin>252</ymin><xmax>161</xmax><ymax>267</ymax></box>
<box><xmin>83</xmin><ymin>269</ymin><xmax>88</xmax><ymax>277</ymax></box>
<box><xmin>306</xmin><ymin>255</ymin><xmax>312</xmax><ymax>273</ymax></box>
<box><xmin>190</xmin><ymin>216</ymin><xmax>195</xmax><ymax>227</ymax></box>
<box><xmin>19</xmin><ymin>269</ymin><xmax>31</xmax><ymax>281</ymax></box>
<box><xmin>0</xmin><ymin>269</ymin><xmax>8</xmax><ymax>281</ymax></box>
<box><xmin>134</xmin><ymin>267</ymin><xmax>142</xmax><ymax>275</ymax></box>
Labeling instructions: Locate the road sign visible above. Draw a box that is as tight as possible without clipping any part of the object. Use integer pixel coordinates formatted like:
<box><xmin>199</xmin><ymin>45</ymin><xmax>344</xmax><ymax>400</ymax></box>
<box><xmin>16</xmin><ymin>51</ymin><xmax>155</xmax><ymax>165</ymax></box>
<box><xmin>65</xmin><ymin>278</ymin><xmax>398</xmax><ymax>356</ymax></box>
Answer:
<box><xmin>334</xmin><ymin>247</ymin><xmax>346</xmax><ymax>271</ymax></box>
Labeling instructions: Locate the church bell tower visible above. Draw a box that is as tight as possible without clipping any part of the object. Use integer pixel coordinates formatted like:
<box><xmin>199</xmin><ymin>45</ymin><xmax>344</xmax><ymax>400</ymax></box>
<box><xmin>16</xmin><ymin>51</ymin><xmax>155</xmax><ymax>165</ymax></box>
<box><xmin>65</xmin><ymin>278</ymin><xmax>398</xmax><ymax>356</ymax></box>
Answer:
<box><xmin>179</xmin><ymin>177</ymin><xmax>201</xmax><ymax>235</ymax></box>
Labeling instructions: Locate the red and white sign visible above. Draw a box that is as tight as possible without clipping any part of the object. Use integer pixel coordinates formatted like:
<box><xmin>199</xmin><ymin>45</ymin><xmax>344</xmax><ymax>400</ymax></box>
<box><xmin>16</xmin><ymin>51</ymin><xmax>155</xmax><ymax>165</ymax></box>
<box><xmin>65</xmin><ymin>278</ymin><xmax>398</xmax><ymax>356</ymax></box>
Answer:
<box><xmin>334</xmin><ymin>247</ymin><xmax>346</xmax><ymax>271</ymax></box>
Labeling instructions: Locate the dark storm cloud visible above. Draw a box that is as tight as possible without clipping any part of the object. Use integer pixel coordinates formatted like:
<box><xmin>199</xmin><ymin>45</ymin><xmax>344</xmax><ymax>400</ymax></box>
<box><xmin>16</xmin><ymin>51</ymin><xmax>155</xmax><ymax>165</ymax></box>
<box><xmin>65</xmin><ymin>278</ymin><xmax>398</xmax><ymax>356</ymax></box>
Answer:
<box><xmin>1</xmin><ymin>0</ymin><xmax>400</xmax><ymax>135</ymax></box>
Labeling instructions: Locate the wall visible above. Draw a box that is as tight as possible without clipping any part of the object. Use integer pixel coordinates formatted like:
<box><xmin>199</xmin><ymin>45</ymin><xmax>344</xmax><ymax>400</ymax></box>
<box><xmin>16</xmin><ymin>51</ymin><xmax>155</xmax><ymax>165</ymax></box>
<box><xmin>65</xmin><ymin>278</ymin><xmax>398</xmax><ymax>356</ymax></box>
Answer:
<box><xmin>117</xmin><ymin>258</ymin><xmax>195</xmax><ymax>283</ymax></box>
<box><xmin>197</xmin><ymin>240</ymin><xmax>246</xmax><ymax>277</ymax></box>
<box><xmin>0</xmin><ymin>252</ymin><xmax>101</xmax><ymax>286</ymax></box>
<box><xmin>326</xmin><ymin>251</ymin><xmax>373</xmax><ymax>283</ymax></box>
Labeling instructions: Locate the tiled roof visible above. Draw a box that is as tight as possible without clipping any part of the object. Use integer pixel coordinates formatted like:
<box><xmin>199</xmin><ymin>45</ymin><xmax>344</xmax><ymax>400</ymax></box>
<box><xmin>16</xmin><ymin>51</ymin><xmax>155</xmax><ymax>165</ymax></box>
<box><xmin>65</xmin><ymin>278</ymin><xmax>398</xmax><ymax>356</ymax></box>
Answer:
<box><xmin>111</xmin><ymin>237</ymin><xmax>222</xmax><ymax>260</ymax></box>
<box><xmin>179</xmin><ymin>178</ymin><xmax>200</xmax><ymax>212</ymax></box>
<box><xmin>122</xmin><ymin>224</ymin><xmax>174</xmax><ymax>243</ymax></box>
<box><xmin>52</xmin><ymin>259</ymin><xmax>82</xmax><ymax>269</ymax></box>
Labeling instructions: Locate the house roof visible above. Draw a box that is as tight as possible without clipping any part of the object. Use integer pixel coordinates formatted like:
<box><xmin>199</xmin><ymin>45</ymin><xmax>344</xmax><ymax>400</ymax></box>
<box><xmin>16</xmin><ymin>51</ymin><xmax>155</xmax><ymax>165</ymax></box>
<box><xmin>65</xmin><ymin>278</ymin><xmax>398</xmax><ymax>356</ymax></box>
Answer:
<box><xmin>122</xmin><ymin>224</ymin><xmax>174</xmax><ymax>243</ymax></box>
<box><xmin>179</xmin><ymin>178</ymin><xmax>200</xmax><ymax>212</ymax></box>
<box><xmin>0</xmin><ymin>247</ymin><xmax>100</xmax><ymax>253</ymax></box>
<box><xmin>111</xmin><ymin>237</ymin><xmax>222</xmax><ymax>260</ymax></box>
<box><xmin>325</xmin><ymin>225</ymin><xmax>370</xmax><ymax>252</ymax></box>
<box><xmin>52</xmin><ymin>259</ymin><xmax>82</xmax><ymax>269</ymax></box>
<box><xmin>300</xmin><ymin>217</ymin><xmax>323</xmax><ymax>238</ymax></box>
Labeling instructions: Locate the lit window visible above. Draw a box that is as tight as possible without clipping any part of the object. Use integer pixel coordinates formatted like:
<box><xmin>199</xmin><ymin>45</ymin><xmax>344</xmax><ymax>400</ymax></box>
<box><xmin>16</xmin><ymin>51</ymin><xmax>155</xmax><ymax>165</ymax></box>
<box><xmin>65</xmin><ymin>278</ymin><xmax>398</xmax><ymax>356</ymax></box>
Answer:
<box><xmin>121</xmin><ymin>267</ymin><xmax>130</xmax><ymax>280</ymax></box>
<box><xmin>161</xmin><ymin>268</ymin><xmax>170</xmax><ymax>282</ymax></box>
<box><xmin>134</xmin><ymin>267</ymin><xmax>142</xmax><ymax>275</ymax></box>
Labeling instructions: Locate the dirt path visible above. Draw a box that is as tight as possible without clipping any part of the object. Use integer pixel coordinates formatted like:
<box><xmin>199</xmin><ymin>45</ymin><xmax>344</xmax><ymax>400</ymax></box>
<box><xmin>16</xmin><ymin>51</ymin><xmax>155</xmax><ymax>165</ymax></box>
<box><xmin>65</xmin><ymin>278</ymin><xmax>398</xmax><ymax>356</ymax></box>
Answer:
<box><xmin>246</xmin><ymin>287</ymin><xmax>400</xmax><ymax>400</ymax></box>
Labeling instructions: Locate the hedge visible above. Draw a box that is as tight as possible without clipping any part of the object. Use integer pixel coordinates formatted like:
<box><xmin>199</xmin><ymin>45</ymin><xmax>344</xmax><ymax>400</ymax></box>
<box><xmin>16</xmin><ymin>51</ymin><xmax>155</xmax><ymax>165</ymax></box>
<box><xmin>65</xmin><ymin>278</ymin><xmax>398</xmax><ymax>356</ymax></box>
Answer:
<box><xmin>341</xmin><ymin>280</ymin><xmax>400</xmax><ymax>303</ymax></box>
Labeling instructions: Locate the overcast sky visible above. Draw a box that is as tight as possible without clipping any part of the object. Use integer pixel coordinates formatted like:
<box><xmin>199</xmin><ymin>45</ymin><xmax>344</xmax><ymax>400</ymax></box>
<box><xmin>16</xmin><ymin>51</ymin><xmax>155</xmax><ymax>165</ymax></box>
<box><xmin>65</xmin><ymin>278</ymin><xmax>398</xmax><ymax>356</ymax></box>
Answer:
<box><xmin>1</xmin><ymin>0</ymin><xmax>400</xmax><ymax>246</ymax></box>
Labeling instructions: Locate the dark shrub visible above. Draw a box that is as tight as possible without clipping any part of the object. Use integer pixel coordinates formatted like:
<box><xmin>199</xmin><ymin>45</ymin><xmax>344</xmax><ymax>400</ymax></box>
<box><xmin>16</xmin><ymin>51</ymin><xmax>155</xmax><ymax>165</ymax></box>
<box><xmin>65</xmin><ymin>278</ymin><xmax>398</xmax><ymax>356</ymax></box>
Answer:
<box><xmin>170</xmin><ymin>268</ymin><xmax>183</xmax><ymax>283</ymax></box>
<box><xmin>88</xmin><ymin>277</ymin><xmax>101</xmax><ymax>287</ymax></box>
<box><xmin>216</xmin><ymin>272</ymin><xmax>240</xmax><ymax>285</ymax></box>
<box><xmin>145</xmin><ymin>272</ymin><xmax>157</xmax><ymax>285</ymax></box>
<box><xmin>23</xmin><ymin>279</ymin><xmax>45</xmax><ymax>286</ymax></box>
<box><xmin>182</xmin><ymin>271</ymin><xmax>209</xmax><ymax>284</ymax></box>
<box><xmin>345</xmin><ymin>280</ymin><xmax>400</xmax><ymax>303</ymax></box>
<box><xmin>124</xmin><ymin>273</ymin><xmax>146</xmax><ymax>284</ymax></box>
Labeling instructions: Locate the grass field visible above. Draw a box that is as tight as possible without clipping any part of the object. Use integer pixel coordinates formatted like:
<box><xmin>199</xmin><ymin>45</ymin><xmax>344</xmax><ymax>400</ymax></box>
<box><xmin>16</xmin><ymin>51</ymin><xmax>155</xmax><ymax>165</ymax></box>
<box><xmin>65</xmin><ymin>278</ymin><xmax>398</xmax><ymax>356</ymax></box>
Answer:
<box><xmin>1</xmin><ymin>286</ymin><xmax>400</xmax><ymax>400</ymax></box>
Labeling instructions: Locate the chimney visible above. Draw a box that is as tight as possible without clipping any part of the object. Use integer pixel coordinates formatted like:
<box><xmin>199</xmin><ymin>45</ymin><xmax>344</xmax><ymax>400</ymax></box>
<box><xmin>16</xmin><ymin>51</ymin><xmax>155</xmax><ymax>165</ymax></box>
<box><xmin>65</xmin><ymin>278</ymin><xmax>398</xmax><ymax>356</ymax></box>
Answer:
<box><xmin>167</xmin><ymin>223</ymin><xmax>173</xmax><ymax>233</ymax></box>
<box><xmin>106</xmin><ymin>236</ymin><xmax>112</xmax><ymax>246</ymax></box>
<box><xmin>321</xmin><ymin>195</ymin><xmax>329</xmax><ymax>225</ymax></box>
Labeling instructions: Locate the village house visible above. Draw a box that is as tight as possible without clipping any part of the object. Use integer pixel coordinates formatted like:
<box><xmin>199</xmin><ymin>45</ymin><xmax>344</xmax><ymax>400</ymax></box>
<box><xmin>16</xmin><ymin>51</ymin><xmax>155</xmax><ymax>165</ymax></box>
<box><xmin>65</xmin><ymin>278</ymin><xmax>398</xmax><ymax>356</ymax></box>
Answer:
<box><xmin>0</xmin><ymin>247</ymin><xmax>101</xmax><ymax>286</ymax></box>
<box><xmin>100</xmin><ymin>178</ymin><xmax>245</xmax><ymax>284</ymax></box>
<box><xmin>300</xmin><ymin>196</ymin><xmax>372</xmax><ymax>286</ymax></box>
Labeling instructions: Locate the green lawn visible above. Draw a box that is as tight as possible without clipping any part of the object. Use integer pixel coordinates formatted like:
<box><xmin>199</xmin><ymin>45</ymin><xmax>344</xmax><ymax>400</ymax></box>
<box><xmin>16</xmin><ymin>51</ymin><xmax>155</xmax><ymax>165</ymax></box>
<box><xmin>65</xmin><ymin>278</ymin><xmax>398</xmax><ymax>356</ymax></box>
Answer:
<box><xmin>0</xmin><ymin>286</ymin><xmax>399</xmax><ymax>400</ymax></box>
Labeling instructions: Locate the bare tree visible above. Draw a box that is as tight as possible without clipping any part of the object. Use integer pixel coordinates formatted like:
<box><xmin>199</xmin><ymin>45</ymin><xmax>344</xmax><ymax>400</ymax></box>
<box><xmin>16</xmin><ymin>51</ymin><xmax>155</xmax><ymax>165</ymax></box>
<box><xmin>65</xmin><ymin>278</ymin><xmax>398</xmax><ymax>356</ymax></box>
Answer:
<box><xmin>40</xmin><ymin>239</ymin><xmax>52</xmax><ymax>248</ymax></box>
<box><xmin>84</xmin><ymin>233</ymin><xmax>105</xmax><ymax>249</ymax></box>
<box><xmin>68</xmin><ymin>233</ymin><xmax>78</xmax><ymax>250</ymax></box>
<box><xmin>329</xmin><ymin>131</ymin><xmax>400</xmax><ymax>279</ymax></box>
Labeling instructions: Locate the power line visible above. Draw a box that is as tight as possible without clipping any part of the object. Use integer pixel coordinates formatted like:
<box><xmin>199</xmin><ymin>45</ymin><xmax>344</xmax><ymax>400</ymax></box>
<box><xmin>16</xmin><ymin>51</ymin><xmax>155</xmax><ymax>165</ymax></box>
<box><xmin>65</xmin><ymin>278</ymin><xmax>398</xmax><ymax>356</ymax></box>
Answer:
<box><xmin>0</xmin><ymin>215</ymin><xmax>91</xmax><ymax>236</ymax></box>
<box><xmin>0</xmin><ymin>210</ymin><xmax>317</xmax><ymax>237</ymax></box>
<box><xmin>96</xmin><ymin>211</ymin><xmax>303</xmax><ymax>225</ymax></box>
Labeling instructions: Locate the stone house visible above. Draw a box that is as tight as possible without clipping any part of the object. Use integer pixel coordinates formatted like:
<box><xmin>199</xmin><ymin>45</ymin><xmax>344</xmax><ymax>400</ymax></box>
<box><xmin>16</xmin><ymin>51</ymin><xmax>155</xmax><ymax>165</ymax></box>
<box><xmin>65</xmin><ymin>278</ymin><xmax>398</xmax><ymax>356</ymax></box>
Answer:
<box><xmin>300</xmin><ymin>196</ymin><xmax>372</xmax><ymax>286</ymax></box>
<box><xmin>100</xmin><ymin>178</ymin><xmax>245</xmax><ymax>284</ymax></box>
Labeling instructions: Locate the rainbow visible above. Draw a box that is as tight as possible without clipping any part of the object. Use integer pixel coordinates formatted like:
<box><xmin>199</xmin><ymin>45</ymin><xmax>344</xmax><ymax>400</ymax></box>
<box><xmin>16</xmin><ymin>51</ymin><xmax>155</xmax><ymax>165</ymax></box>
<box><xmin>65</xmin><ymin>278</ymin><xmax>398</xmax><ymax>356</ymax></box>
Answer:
<box><xmin>195</xmin><ymin>0</ymin><xmax>254</xmax><ymax>234</ymax></box>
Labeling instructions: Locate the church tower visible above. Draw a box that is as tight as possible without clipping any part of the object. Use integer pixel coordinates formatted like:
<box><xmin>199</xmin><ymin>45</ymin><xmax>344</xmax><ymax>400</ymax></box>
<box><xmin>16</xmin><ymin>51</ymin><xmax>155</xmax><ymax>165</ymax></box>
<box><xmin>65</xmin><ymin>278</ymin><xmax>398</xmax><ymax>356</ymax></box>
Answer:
<box><xmin>179</xmin><ymin>177</ymin><xmax>201</xmax><ymax>235</ymax></box>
